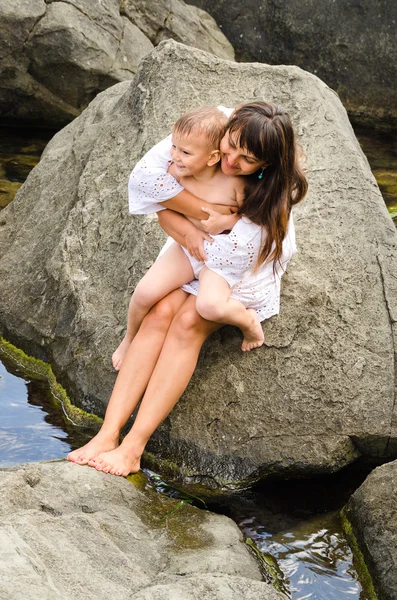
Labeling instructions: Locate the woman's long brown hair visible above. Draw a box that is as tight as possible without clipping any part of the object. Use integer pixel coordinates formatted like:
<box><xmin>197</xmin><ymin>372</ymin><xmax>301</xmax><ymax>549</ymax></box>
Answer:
<box><xmin>227</xmin><ymin>102</ymin><xmax>307</xmax><ymax>271</ymax></box>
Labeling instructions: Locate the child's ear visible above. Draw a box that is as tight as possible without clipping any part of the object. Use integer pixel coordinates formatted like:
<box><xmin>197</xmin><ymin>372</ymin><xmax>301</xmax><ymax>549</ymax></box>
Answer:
<box><xmin>207</xmin><ymin>150</ymin><xmax>221</xmax><ymax>166</ymax></box>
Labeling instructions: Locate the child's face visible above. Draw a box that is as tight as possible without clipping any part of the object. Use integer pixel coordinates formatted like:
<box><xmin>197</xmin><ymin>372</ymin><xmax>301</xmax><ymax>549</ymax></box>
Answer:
<box><xmin>170</xmin><ymin>130</ymin><xmax>218</xmax><ymax>177</ymax></box>
<box><xmin>220</xmin><ymin>130</ymin><xmax>266</xmax><ymax>176</ymax></box>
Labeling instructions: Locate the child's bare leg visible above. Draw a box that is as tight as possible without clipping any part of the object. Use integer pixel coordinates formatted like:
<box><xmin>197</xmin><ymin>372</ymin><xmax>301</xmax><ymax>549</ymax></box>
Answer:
<box><xmin>196</xmin><ymin>267</ymin><xmax>264</xmax><ymax>352</ymax></box>
<box><xmin>67</xmin><ymin>289</ymin><xmax>189</xmax><ymax>464</ymax></box>
<box><xmin>112</xmin><ymin>243</ymin><xmax>194</xmax><ymax>369</ymax></box>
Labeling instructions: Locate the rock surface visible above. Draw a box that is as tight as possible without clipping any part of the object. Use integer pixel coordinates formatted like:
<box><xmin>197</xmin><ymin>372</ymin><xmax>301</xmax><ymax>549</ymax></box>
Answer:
<box><xmin>188</xmin><ymin>0</ymin><xmax>397</xmax><ymax>129</ymax></box>
<box><xmin>0</xmin><ymin>461</ymin><xmax>283</xmax><ymax>600</ymax></box>
<box><xmin>344</xmin><ymin>460</ymin><xmax>397</xmax><ymax>600</ymax></box>
<box><xmin>0</xmin><ymin>0</ymin><xmax>234</xmax><ymax>127</ymax></box>
<box><xmin>1</xmin><ymin>40</ymin><xmax>397</xmax><ymax>487</ymax></box>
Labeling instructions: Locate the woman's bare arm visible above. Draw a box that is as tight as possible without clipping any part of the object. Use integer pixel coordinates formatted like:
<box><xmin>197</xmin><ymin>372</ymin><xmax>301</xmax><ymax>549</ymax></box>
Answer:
<box><xmin>157</xmin><ymin>209</ymin><xmax>213</xmax><ymax>262</ymax></box>
<box><xmin>162</xmin><ymin>189</ymin><xmax>237</xmax><ymax>220</ymax></box>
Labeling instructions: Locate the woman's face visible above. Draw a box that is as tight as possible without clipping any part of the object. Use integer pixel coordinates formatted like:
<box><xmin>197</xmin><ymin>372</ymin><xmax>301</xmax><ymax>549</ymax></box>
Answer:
<box><xmin>220</xmin><ymin>130</ymin><xmax>266</xmax><ymax>176</ymax></box>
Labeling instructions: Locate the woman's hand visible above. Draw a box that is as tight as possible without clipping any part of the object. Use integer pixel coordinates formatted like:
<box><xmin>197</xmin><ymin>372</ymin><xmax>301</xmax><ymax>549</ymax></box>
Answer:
<box><xmin>201</xmin><ymin>207</ymin><xmax>241</xmax><ymax>235</ymax></box>
<box><xmin>183</xmin><ymin>228</ymin><xmax>213</xmax><ymax>262</ymax></box>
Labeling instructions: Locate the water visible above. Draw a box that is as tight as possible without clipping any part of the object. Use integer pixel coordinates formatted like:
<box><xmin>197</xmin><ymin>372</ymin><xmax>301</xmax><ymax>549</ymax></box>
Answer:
<box><xmin>0</xmin><ymin>128</ymin><xmax>53</xmax><ymax>209</ymax></box>
<box><xmin>0</xmin><ymin>358</ymin><xmax>93</xmax><ymax>466</ymax></box>
<box><xmin>0</xmin><ymin>356</ymin><xmax>372</xmax><ymax>599</ymax></box>
<box><xmin>204</xmin><ymin>476</ymin><xmax>372</xmax><ymax>599</ymax></box>
<box><xmin>353</xmin><ymin>123</ymin><xmax>397</xmax><ymax>222</ymax></box>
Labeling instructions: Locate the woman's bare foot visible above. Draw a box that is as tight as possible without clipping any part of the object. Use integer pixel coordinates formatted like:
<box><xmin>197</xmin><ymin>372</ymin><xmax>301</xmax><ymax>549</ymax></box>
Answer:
<box><xmin>66</xmin><ymin>430</ymin><xmax>119</xmax><ymax>465</ymax></box>
<box><xmin>241</xmin><ymin>309</ymin><xmax>264</xmax><ymax>352</ymax></box>
<box><xmin>112</xmin><ymin>334</ymin><xmax>133</xmax><ymax>370</ymax></box>
<box><xmin>88</xmin><ymin>443</ymin><xmax>142</xmax><ymax>477</ymax></box>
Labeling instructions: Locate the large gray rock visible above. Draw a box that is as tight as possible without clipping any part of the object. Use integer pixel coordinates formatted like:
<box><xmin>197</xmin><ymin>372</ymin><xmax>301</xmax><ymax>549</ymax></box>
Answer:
<box><xmin>0</xmin><ymin>0</ymin><xmax>234</xmax><ymax>127</ymax></box>
<box><xmin>344</xmin><ymin>460</ymin><xmax>397</xmax><ymax>600</ymax></box>
<box><xmin>188</xmin><ymin>0</ymin><xmax>397</xmax><ymax>129</ymax></box>
<box><xmin>0</xmin><ymin>461</ymin><xmax>282</xmax><ymax>600</ymax></box>
<box><xmin>1</xmin><ymin>40</ymin><xmax>397</xmax><ymax>487</ymax></box>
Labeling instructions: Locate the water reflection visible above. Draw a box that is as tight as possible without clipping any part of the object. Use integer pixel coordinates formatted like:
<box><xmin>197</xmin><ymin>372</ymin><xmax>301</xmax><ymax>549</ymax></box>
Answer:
<box><xmin>0</xmin><ymin>128</ymin><xmax>53</xmax><ymax>209</ymax></box>
<box><xmin>241</xmin><ymin>512</ymin><xmax>363</xmax><ymax>599</ymax></box>
<box><xmin>206</xmin><ymin>472</ymin><xmax>372</xmax><ymax>600</ymax></box>
<box><xmin>0</xmin><ymin>359</ymin><xmax>92</xmax><ymax>467</ymax></box>
<box><xmin>354</xmin><ymin>124</ymin><xmax>397</xmax><ymax>222</ymax></box>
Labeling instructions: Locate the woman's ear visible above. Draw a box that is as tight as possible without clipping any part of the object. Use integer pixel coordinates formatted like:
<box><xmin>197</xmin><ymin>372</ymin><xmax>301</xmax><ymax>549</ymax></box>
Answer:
<box><xmin>207</xmin><ymin>150</ymin><xmax>221</xmax><ymax>166</ymax></box>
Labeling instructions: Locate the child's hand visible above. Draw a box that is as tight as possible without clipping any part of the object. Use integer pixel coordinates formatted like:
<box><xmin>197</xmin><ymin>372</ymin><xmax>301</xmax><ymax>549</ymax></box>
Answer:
<box><xmin>210</xmin><ymin>203</ymin><xmax>238</xmax><ymax>215</ymax></box>
<box><xmin>183</xmin><ymin>229</ymin><xmax>213</xmax><ymax>262</ymax></box>
<box><xmin>201</xmin><ymin>207</ymin><xmax>233</xmax><ymax>235</ymax></box>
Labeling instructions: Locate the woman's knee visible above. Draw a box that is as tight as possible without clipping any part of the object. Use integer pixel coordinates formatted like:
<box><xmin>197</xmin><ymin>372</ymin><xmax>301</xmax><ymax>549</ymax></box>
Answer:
<box><xmin>141</xmin><ymin>290</ymin><xmax>186</xmax><ymax>332</ymax></box>
<box><xmin>170</xmin><ymin>305</ymin><xmax>214</xmax><ymax>342</ymax></box>
<box><xmin>141</xmin><ymin>297</ymin><xmax>176</xmax><ymax>331</ymax></box>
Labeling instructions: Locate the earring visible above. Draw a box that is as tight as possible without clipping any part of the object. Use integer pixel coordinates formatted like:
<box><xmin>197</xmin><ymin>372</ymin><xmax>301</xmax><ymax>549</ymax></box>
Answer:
<box><xmin>258</xmin><ymin>167</ymin><xmax>265</xmax><ymax>180</ymax></box>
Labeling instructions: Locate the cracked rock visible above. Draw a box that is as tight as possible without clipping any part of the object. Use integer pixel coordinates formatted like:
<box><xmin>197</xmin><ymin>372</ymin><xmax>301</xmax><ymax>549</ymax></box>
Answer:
<box><xmin>0</xmin><ymin>0</ymin><xmax>234</xmax><ymax>127</ymax></box>
<box><xmin>0</xmin><ymin>461</ymin><xmax>283</xmax><ymax>600</ymax></box>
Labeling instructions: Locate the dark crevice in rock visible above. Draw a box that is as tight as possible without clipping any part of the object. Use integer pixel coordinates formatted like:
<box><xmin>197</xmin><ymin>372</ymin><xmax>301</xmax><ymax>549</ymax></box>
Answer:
<box><xmin>45</xmin><ymin>0</ymin><xmax>123</xmax><ymax>43</ymax></box>
<box><xmin>153</xmin><ymin>11</ymin><xmax>173</xmax><ymax>45</ymax></box>
<box><xmin>23</xmin><ymin>10</ymin><xmax>48</xmax><ymax>47</ymax></box>
<box><xmin>40</xmin><ymin>503</ymin><xmax>62</xmax><ymax>517</ymax></box>
<box><xmin>376</xmin><ymin>253</ymin><xmax>397</xmax><ymax>454</ymax></box>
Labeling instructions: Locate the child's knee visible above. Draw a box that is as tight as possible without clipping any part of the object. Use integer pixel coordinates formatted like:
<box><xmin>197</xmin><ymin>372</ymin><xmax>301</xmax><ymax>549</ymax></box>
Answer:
<box><xmin>131</xmin><ymin>281</ymin><xmax>158</xmax><ymax>312</ymax></box>
<box><xmin>196</xmin><ymin>298</ymin><xmax>225</xmax><ymax>322</ymax></box>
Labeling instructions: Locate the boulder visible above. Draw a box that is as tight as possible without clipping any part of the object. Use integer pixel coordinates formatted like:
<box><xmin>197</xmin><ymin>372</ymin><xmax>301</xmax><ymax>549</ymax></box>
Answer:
<box><xmin>121</xmin><ymin>0</ymin><xmax>234</xmax><ymax>58</ymax></box>
<box><xmin>0</xmin><ymin>461</ymin><xmax>283</xmax><ymax>600</ymax></box>
<box><xmin>188</xmin><ymin>0</ymin><xmax>397</xmax><ymax>129</ymax></box>
<box><xmin>1</xmin><ymin>40</ymin><xmax>397</xmax><ymax>487</ymax></box>
<box><xmin>344</xmin><ymin>460</ymin><xmax>397</xmax><ymax>600</ymax></box>
<box><xmin>0</xmin><ymin>0</ymin><xmax>234</xmax><ymax>127</ymax></box>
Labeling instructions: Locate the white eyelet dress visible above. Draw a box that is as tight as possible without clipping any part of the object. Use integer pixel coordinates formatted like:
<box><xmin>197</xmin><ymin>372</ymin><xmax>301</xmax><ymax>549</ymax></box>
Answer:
<box><xmin>128</xmin><ymin>135</ymin><xmax>297</xmax><ymax>323</ymax></box>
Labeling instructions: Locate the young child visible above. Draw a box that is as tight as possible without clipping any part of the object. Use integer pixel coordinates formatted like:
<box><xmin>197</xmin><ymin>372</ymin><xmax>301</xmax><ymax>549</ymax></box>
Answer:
<box><xmin>112</xmin><ymin>107</ymin><xmax>265</xmax><ymax>369</ymax></box>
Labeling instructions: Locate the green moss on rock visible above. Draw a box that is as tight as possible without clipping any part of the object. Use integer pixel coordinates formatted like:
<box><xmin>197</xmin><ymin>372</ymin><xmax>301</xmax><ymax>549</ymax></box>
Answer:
<box><xmin>340</xmin><ymin>507</ymin><xmax>378</xmax><ymax>600</ymax></box>
<box><xmin>0</xmin><ymin>336</ymin><xmax>102</xmax><ymax>431</ymax></box>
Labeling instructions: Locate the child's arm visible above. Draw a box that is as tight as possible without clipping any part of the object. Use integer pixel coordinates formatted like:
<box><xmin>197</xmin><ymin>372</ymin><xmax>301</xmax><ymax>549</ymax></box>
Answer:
<box><xmin>128</xmin><ymin>135</ymin><xmax>236</xmax><ymax>219</ymax></box>
<box><xmin>157</xmin><ymin>210</ymin><xmax>213</xmax><ymax>262</ymax></box>
<box><xmin>200</xmin><ymin>207</ymin><xmax>241</xmax><ymax>235</ymax></box>
<box><xmin>162</xmin><ymin>190</ymin><xmax>237</xmax><ymax>220</ymax></box>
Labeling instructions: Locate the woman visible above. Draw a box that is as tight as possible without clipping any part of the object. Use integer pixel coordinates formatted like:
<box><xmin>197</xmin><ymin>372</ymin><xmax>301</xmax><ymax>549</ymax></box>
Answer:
<box><xmin>67</xmin><ymin>102</ymin><xmax>307</xmax><ymax>476</ymax></box>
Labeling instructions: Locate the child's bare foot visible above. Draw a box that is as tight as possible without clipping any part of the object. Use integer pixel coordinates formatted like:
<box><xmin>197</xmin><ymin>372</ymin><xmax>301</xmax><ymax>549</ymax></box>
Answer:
<box><xmin>112</xmin><ymin>334</ymin><xmax>133</xmax><ymax>370</ymax></box>
<box><xmin>241</xmin><ymin>309</ymin><xmax>264</xmax><ymax>352</ymax></box>
<box><xmin>66</xmin><ymin>431</ymin><xmax>119</xmax><ymax>465</ymax></box>
<box><xmin>88</xmin><ymin>444</ymin><xmax>142</xmax><ymax>477</ymax></box>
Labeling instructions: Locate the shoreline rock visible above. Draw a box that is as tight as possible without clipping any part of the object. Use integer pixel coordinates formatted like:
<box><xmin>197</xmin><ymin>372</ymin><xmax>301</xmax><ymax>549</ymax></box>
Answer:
<box><xmin>0</xmin><ymin>460</ymin><xmax>284</xmax><ymax>599</ymax></box>
<box><xmin>344</xmin><ymin>459</ymin><xmax>397</xmax><ymax>600</ymax></box>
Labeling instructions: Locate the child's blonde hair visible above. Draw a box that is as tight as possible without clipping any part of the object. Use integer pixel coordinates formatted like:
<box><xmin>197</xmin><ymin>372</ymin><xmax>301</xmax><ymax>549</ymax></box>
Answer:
<box><xmin>173</xmin><ymin>106</ymin><xmax>228</xmax><ymax>150</ymax></box>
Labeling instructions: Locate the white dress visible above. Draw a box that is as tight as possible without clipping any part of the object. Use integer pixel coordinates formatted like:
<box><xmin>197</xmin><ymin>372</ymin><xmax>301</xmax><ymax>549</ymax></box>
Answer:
<box><xmin>128</xmin><ymin>136</ymin><xmax>297</xmax><ymax>322</ymax></box>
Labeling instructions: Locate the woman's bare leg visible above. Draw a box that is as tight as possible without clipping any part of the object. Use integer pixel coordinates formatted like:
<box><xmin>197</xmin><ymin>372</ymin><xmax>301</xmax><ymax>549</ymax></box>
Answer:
<box><xmin>67</xmin><ymin>289</ymin><xmax>188</xmax><ymax>465</ymax></box>
<box><xmin>92</xmin><ymin>295</ymin><xmax>223</xmax><ymax>476</ymax></box>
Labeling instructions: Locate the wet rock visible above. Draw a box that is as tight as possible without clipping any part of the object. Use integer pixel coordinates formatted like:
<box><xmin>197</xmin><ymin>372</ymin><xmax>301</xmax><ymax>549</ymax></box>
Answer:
<box><xmin>0</xmin><ymin>461</ymin><xmax>282</xmax><ymax>600</ymax></box>
<box><xmin>0</xmin><ymin>0</ymin><xmax>234</xmax><ymax>127</ymax></box>
<box><xmin>1</xmin><ymin>40</ymin><xmax>397</xmax><ymax>487</ymax></box>
<box><xmin>189</xmin><ymin>0</ymin><xmax>397</xmax><ymax>129</ymax></box>
<box><xmin>344</xmin><ymin>460</ymin><xmax>397</xmax><ymax>600</ymax></box>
